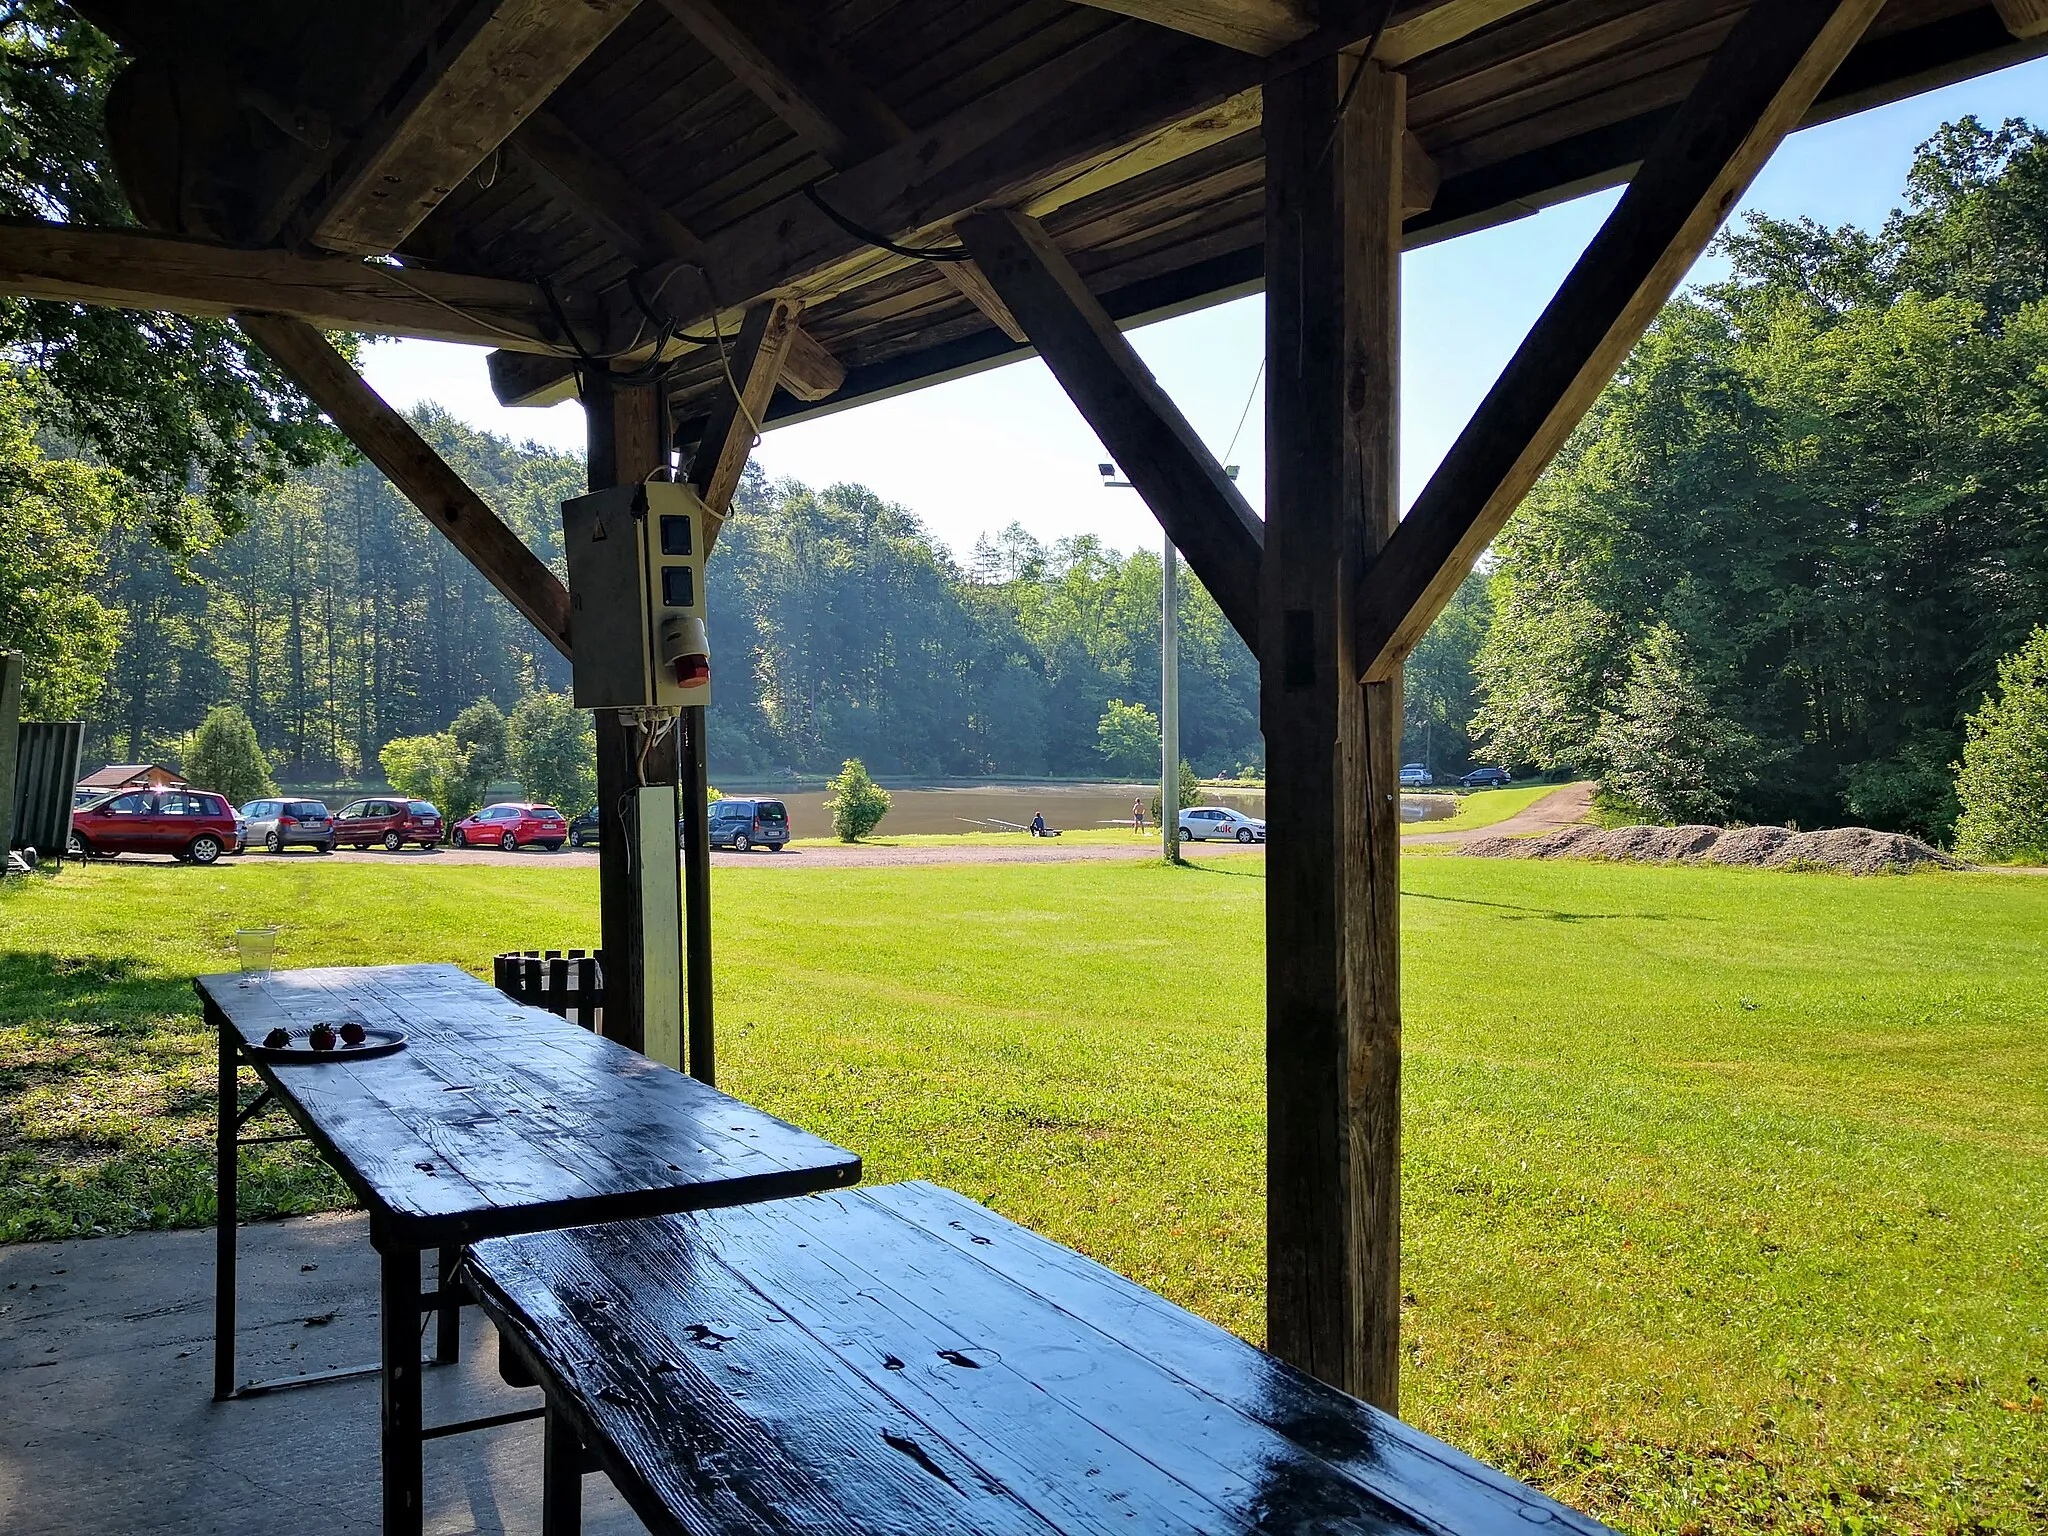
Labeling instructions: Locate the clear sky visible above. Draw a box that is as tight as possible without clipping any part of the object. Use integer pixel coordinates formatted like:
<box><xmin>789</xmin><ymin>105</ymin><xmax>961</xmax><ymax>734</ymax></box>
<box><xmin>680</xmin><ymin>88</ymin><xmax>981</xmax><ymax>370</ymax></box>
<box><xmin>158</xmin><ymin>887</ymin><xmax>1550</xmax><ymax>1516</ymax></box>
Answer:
<box><xmin>360</xmin><ymin>56</ymin><xmax>2048</xmax><ymax>564</ymax></box>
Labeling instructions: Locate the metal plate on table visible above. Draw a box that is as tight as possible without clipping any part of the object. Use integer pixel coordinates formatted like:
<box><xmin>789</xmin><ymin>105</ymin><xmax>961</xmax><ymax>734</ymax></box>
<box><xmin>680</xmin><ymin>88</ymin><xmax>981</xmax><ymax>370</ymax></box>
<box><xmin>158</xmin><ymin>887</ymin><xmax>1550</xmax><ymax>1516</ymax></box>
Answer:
<box><xmin>244</xmin><ymin>1026</ymin><xmax>408</xmax><ymax>1064</ymax></box>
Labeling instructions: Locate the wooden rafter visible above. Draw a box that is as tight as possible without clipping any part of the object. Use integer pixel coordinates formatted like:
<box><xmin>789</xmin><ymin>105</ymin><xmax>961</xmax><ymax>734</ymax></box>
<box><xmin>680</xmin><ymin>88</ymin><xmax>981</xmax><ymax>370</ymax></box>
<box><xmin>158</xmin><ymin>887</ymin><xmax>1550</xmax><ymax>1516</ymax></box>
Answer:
<box><xmin>238</xmin><ymin>312</ymin><xmax>572</xmax><ymax>657</ymax></box>
<box><xmin>955</xmin><ymin>208</ymin><xmax>1263</xmax><ymax>646</ymax></box>
<box><xmin>0</xmin><ymin>219</ymin><xmax>590</xmax><ymax>352</ymax></box>
<box><xmin>1067</xmin><ymin>0</ymin><xmax>1543</xmax><ymax>59</ymax></box>
<box><xmin>304</xmin><ymin>0</ymin><xmax>638</xmax><ymax>256</ymax></box>
<box><xmin>689</xmin><ymin>299</ymin><xmax>799</xmax><ymax>534</ymax></box>
<box><xmin>1352</xmin><ymin>0</ymin><xmax>1888</xmax><ymax>684</ymax></box>
<box><xmin>1993</xmin><ymin>0</ymin><xmax>2048</xmax><ymax>39</ymax></box>
<box><xmin>656</xmin><ymin>0</ymin><xmax>1024</xmax><ymax>342</ymax></box>
<box><xmin>505</xmin><ymin>109</ymin><xmax>847</xmax><ymax>403</ymax></box>
<box><xmin>1076</xmin><ymin>0</ymin><xmax>1314</xmax><ymax>55</ymax></box>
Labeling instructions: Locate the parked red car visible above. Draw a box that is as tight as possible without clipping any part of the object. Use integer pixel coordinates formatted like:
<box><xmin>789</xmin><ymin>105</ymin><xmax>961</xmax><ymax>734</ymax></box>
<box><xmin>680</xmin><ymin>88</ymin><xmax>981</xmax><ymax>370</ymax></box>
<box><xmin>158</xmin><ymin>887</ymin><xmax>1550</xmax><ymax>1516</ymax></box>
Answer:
<box><xmin>334</xmin><ymin>797</ymin><xmax>444</xmax><ymax>850</ymax></box>
<box><xmin>67</xmin><ymin>788</ymin><xmax>240</xmax><ymax>864</ymax></box>
<box><xmin>450</xmin><ymin>802</ymin><xmax>568</xmax><ymax>851</ymax></box>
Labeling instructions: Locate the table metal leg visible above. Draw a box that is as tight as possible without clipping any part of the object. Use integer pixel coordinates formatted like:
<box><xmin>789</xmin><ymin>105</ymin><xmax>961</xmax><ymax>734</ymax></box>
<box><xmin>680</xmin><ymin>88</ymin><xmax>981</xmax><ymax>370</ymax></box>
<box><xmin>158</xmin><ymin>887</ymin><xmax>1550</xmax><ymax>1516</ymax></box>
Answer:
<box><xmin>213</xmin><ymin>1026</ymin><xmax>237</xmax><ymax>1402</ymax></box>
<box><xmin>543</xmin><ymin>1402</ymin><xmax>584</xmax><ymax>1536</ymax></box>
<box><xmin>436</xmin><ymin>1247</ymin><xmax>463</xmax><ymax>1364</ymax></box>
<box><xmin>381</xmin><ymin>1247</ymin><xmax>425</xmax><ymax>1535</ymax></box>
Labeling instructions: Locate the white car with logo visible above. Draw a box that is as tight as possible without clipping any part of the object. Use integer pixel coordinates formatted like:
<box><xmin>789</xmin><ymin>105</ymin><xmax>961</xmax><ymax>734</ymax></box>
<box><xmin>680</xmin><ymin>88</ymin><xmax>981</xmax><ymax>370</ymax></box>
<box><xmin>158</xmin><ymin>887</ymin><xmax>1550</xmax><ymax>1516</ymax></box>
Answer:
<box><xmin>1177</xmin><ymin>806</ymin><xmax>1266</xmax><ymax>843</ymax></box>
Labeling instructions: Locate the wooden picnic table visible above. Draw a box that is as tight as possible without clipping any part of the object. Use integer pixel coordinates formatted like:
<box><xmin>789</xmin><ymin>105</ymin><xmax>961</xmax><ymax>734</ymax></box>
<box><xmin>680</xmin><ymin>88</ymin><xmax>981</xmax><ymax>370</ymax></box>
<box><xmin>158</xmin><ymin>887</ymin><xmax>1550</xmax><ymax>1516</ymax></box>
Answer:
<box><xmin>465</xmin><ymin>1183</ymin><xmax>1617</xmax><ymax>1536</ymax></box>
<box><xmin>199</xmin><ymin>962</ymin><xmax>860</xmax><ymax>1535</ymax></box>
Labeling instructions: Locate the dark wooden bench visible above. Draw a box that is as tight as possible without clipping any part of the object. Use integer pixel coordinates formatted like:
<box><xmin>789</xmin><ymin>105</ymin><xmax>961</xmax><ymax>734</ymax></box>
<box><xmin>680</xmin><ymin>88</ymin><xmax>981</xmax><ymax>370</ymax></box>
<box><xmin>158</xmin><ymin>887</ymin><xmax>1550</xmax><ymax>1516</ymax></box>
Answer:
<box><xmin>465</xmin><ymin>1183</ymin><xmax>1615</xmax><ymax>1535</ymax></box>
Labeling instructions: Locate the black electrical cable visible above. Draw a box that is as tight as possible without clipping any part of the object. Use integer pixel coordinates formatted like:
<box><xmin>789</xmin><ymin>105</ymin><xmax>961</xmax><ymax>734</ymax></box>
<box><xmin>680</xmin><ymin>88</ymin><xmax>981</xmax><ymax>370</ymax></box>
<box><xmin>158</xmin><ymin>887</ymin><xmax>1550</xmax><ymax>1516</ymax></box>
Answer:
<box><xmin>801</xmin><ymin>181</ymin><xmax>973</xmax><ymax>263</ymax></box>
<box><xmin>1316</xmin><ymin>0</ymin><xmax>1404</xmax><ymax>169</ymax></box>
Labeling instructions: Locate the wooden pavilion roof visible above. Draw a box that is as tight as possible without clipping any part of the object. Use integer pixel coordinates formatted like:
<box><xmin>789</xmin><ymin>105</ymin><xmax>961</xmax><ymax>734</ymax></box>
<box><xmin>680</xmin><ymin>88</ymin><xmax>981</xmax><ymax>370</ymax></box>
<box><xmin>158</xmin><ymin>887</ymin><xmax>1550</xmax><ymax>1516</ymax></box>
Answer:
<box><xmin>36</xmin><ymin>0</ymin><xmax>2048</xmax><ymax>435</ymax></box>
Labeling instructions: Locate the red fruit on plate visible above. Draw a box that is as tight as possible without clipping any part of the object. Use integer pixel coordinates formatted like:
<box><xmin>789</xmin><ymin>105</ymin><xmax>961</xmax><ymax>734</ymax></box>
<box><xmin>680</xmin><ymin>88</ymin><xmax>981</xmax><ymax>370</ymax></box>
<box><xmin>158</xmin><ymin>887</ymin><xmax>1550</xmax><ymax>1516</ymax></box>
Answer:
<box><xmin>339</xmin><ymin>1022</ymin><xmax>367</xmax><ymax>1047</ymax></box>
<box><xmin>309</xmin><ymin>1023</ymin><xmax>337</xmax><ymax>1051</ymax></box>
<box><xmin>263</xmin><ymin>1027</ymin><xmax>291</xmax><ymax>1049</ymax></box>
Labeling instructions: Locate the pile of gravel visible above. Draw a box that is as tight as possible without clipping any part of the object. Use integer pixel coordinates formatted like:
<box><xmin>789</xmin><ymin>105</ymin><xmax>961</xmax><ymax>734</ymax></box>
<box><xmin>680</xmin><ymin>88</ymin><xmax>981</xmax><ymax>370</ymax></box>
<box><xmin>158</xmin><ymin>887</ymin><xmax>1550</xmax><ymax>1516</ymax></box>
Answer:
<box><xmin>1462</xmin><ymin>822</ymin><xmax>1967</xmax><ymax>874</ymax></box>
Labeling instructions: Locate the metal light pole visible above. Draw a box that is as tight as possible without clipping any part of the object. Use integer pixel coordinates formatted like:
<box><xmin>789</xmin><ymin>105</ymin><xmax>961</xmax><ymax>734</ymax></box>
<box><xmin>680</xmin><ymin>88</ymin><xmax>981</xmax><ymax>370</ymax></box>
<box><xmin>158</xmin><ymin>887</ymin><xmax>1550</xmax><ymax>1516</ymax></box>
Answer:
<box><xmin>1161</xmin><ymin>529</ymin><xmax>1181</xmax><ymax>862</ymax></box>
<box><xmin>1102</xmin><ymin>462</ymin><xmax>1236</xmax><ymax>863</ymax></box>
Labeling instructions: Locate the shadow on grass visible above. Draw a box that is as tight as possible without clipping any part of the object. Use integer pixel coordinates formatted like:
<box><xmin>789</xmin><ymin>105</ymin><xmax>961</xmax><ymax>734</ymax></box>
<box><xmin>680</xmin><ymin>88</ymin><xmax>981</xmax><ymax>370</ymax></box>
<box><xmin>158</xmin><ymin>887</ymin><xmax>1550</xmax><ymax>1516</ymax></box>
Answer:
<box><xmin>1401</xmin><ymin>891</ymin><xmax>1677</xmax><ymax>923</ymax></box>
<box><xmin>0</xmin><ymin>950</ymin><xmax>197</xmax><ymax>1029</ymax></box>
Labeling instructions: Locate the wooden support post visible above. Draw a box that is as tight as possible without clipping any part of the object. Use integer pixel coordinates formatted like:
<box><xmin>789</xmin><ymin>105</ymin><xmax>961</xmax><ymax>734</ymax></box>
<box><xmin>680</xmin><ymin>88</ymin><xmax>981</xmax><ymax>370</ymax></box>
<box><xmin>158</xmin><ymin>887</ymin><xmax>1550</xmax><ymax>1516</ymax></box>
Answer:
<box><xmin>585</xmin><ymin>375</ymin><xmax>680</xmax><ymax>1058</ymax></box>
<box><xmin>1262</xmin><ymin>55</ymin><xmax>1404</xmax><ymax>1411</ymax></box>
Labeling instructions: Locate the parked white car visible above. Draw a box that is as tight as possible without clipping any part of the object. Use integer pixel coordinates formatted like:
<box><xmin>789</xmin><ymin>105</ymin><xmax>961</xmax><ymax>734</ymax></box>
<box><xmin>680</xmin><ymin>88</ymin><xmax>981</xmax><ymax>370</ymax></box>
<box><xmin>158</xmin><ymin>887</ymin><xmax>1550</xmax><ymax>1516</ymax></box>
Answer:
<box><xmin>1399</xmin><ymin>763</ymin><xmax>1434</xmax><ymax>787</ymax></box>
<box><xmin>1177</xmin><ymin>806</ymin><xmax>1266</xmax><ymax>843</ymax></box>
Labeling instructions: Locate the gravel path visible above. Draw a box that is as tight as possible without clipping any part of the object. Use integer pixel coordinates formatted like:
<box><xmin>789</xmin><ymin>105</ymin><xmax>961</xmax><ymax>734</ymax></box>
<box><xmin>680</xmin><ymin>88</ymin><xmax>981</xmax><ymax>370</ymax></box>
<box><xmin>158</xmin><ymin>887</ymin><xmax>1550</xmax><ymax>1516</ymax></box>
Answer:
<box><xmin>244</xmin><ymin>785</ymin><xmax>1592</xmax><ymax>871</ymax></box>
<box><xmin>1402</xmin><ymin>781</ymin><xmax>1597</xmax><ymax>845</ymax></box>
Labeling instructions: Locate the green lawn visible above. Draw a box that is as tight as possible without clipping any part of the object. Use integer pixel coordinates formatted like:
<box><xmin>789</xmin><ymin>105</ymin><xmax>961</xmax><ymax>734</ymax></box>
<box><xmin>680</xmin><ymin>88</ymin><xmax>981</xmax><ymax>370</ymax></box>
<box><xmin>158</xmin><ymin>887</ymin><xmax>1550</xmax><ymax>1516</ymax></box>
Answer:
<box><xmin>1</xmin><ymin>854</ymin><xmax>2042</xmax><ymax>1534</ymax></box>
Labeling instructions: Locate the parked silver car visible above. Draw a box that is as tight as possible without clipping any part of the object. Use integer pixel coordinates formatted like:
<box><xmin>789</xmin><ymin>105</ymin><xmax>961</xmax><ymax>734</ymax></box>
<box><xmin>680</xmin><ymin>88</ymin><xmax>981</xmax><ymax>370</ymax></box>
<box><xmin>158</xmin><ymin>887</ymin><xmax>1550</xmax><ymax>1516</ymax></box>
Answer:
<box><xmin>237</xmin><ymin>797</ymin><xmax>336</xmax><ymax>854</ymax></box>
<box><xmin>1177</xmin><ymin>806</ymin><xmax>1266</xmax><ymax>843</ymax></box>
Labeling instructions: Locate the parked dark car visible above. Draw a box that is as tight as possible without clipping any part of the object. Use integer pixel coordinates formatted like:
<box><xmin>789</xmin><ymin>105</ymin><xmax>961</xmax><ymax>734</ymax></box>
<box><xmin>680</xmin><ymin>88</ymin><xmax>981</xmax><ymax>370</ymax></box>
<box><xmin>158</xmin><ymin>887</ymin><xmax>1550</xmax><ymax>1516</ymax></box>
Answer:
<box><xmin>68</xmin><ymin>788</ymin><xmax>240</xmax><ymax>864</ymax></box>
<box><xmin>567</xmin><ymin>806</ymin><xmax>600</xmax><ymax>848</ymax></box>
<box><xmin>334</xmin><ymin>797</ymin><xmax>444</xmax><ymax>850</ymax></box>
<box><xmin>708</xmin><ymin>797</ymin><xmax>789</xmax><ymax>852</ymax></box>
<box><xmin>451</xmin><ymin>802</ymin><xmax>568</xmax><ymax>851</ymax></box>
<box><xmin>238</xmin><ymin>798</ymin><xmax>336</xmax><ymax>853</ymax></box>
<box><xmin>1460</xmin><ymin>766</ymin><xmax>1514</xmax><ymax>788</ymax></box>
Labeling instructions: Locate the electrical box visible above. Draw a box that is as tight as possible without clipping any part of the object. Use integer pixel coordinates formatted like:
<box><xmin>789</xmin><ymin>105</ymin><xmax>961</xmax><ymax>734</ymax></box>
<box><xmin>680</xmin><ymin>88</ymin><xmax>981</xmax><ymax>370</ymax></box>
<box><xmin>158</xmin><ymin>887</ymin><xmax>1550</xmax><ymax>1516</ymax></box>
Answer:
<box><xmin>561</xmin><ymin>480</ymin><xmax>711</xmax><ymax>711</ymax></box>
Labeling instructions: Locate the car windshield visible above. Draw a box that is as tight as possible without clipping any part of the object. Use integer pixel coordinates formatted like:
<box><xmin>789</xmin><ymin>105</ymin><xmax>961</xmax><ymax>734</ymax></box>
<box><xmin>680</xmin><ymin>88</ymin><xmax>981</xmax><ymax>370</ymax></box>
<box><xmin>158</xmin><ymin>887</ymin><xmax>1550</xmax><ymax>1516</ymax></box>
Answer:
<box><xmin>409</xmin><ymin>802</ymin><xmax>438</xmax><ymax>816</ymax></box>
<box><xmin>534</xmin><ymin>806</ymin><xmax>561</xmax><ymax>818</ymax></box>
<box><xmin>286</xmin><ymin>801</ymin><xmax>327</xmax><ymax>817</ymax></box>
<box><xmin>756</xmin><ymin>801</ymin><xmax>787</xmax><ymax>820</ymax></box>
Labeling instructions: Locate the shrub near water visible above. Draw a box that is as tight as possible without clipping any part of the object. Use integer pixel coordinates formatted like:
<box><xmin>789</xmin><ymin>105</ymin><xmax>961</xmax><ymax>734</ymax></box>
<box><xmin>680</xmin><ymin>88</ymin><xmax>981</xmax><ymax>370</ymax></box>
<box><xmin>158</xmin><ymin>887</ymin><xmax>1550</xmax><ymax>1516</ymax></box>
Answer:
<box><xmin>824</xmin><ymin>757</ymin><xmax>890</xmax><ymax>841</ymax></box>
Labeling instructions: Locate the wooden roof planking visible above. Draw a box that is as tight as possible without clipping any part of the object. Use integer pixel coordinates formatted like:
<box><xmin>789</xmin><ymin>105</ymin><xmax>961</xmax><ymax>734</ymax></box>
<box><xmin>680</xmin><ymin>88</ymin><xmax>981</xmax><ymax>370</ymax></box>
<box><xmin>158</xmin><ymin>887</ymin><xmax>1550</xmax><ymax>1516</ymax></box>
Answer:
<box><xmin>44</xmin><ymin>0</ymin><xmax>2048</xmax><ymax>433</ymax></box>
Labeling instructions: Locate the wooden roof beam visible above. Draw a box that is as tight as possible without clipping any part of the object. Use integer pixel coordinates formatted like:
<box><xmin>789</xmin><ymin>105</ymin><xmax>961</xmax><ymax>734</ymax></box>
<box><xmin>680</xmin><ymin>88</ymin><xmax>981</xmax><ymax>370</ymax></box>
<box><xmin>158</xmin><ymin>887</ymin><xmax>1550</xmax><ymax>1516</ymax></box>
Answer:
<box><xmin>1352</xmin><ymin>0</ymin><xmax>1888</xmax><ymax>685</ymax></box>
<box><xmin>956</xmin><ymin>208</ymin><xmax>1263</xmax><ymax>645</ymax></box>
<box><xmin>237</xmin><ymin>312</ymin><xmax>573</xmax><ymax>656</ymax></box>
<box><xmin>1066</xmin><ymin>0</ymin><xmax>1545</xmax><ymax>59</ymax></box>
<box><xmin>0</xmin><ymin>219</ymin><xmax>589</xmax><ymax>352</ymax></box>
<box><xmin>304</xmin><ymin>0</ymin><xmax>639</xmax><ymax>256</ymax></box>
<box><xmin>1076</xmin><ymin>0</ymin><xmax>1315</xmax><ymax>55</ymax></box>
<box><xmin>1993</xmin><ymin>0</ymin><xmax>2048</xmax><ymax>39</ymax></box>
<box><xmin>655</xmin><ymin>0</ymin><xmax>1025</xmax><ymax>343</ymax></box>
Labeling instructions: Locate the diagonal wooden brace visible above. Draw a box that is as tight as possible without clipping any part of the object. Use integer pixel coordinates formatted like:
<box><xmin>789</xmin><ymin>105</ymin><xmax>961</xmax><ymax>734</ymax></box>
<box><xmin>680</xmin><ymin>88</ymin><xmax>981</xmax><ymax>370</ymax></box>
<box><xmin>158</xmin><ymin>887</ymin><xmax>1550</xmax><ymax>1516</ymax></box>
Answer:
<box><xmin>955</xmin><ymin>207</ymin><xmax>1264</xmax><ymax>648</ymax></box>
<box><xmin>1351</xmin><ymin>0</ymin><xmax>1887</xmax><ymax>684</ymax></box>
<box><xmin>237</xmin><ymin>312</ymin><xmax>572</xmax><ymax>658</ymax></box>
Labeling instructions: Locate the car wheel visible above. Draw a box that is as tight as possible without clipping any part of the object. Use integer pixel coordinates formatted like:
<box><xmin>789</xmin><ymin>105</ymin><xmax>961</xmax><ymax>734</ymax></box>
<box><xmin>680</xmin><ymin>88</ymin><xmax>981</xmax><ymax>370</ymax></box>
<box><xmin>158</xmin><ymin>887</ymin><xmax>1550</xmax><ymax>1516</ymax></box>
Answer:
<box><xmin>1176</xmin><ymin>827</ymin><xmax>1192</xmax><ymax>843</ymax></box>
<box><xmin>383</xmin><ymin>830</ymin><xmax>403</xmax><ymax>851</ymax></box>
<box><xmin>66</xmin><ymin>830</ymin><xmax>89</xmax><ymax>859</ymax></box>
<box><xmin>733</xmin><ymin>833</ymin><xmax>751</xmax><ymax>853</ymax></box>
<box><xmin>452</xmin><ymin>828</ymin><xmax>467</xmax><ymax>847</ymax></box>
<box><xmin>1237</xmin><ymin>828</ymin><xmax>1255</xmax><ymax>843</ymax></box>
<box><xmin>501</xmin><ymin>830</ymin><xmax>519</xmax><ymax>851</ymax></box>
<box><xmin>767</xmin><ymin>843</ymin><xmax>783</xmax><ymax>853</ymax></box>
<box><xmin>420</xmin><ymin>841</ymin><xmax>439</xmax><ymax>851</ymax></box>
<box><xmin>541</xmin><ymin>841</ymin><xmax>563</xmax><ymax>852</ymax></box>
<box><xmin>316</xmin><ymin>842</ymin><xmax>334</xmax><ymax>855</ymax></box>
<box><xmin>189</xmin><ymin>835</ymin><xmax>223</xmax><ymax>865</ymax></box>
<box><xmin>569</xmin><ymin>830</ymin><xmax>585</xmax><ymax>848</ymax></box>
<box><xmin>265</xmin><ymin>830</ymin><xmax>283</xmax><ymax>853</ymax></box>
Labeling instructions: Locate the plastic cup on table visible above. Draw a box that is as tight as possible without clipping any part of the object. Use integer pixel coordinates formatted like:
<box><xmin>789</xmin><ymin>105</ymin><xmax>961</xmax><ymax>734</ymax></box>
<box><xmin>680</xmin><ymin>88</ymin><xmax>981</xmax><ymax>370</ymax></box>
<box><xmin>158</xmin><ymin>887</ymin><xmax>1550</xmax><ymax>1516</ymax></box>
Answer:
<box><xmin>235</xmin><ymin>927</ymin><xmax>278</xmax><ymax>975</ymax></box>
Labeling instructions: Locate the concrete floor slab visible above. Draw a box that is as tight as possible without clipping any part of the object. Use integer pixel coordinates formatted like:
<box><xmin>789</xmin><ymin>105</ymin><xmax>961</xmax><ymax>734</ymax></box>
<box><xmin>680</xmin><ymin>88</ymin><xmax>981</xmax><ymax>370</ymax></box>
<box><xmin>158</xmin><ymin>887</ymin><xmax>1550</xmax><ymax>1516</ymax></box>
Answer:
<box><xmin>0</xmin><ymin>1215</ymin><xmax>647</xmax><ymax>1534</ymax></box>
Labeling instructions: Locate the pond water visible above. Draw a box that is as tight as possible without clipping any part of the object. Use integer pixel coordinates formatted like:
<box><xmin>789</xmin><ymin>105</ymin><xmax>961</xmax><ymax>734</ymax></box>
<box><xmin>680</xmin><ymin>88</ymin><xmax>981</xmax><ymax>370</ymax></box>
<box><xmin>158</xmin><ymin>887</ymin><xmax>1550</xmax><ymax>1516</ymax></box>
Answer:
<box><xmin>713</xmin><ymin>781</ymin><xmax>1457</xmax><ymax>839</ymax></box>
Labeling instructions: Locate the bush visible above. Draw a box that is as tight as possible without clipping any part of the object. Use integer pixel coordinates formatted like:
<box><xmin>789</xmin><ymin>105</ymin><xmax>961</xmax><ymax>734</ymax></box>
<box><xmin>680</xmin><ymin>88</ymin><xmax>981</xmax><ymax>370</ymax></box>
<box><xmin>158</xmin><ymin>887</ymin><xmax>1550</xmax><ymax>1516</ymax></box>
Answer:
<box><xmin>1096</xmin><ymin>699</ymin><xmax>1159</xmax><ymax>777</ymax></box>
<box><xmin>182</xmin><ymin>705</ymin><xmax>275</xmax><ymax>805</ymax></box>
<box><xmin>824</xmin><ymin>758</ymin><xmax>891</xmax><ymax>842</ymax></box>
<box><xmin>1591</xmin><ymin>623</ymin><xmax>1757</xmax><ymax>824</ymax></box>
<box><xmin>449</xmin><ymin>698</ymin><xmax>510</xmax><ymax>815</ymax></box>
<box><xmin>1150</xmin><ymin>759</ymin><xmax>1201</xmax><ymax>824</ymax></box>
<box><xmin>1954</xmin><ymin>627</ymin><xmax>2048</xmax><ymax>862</ymax></box>
<box><xmin>509</xmin><ymin>692</ymin><xmax>595</xmax><ymax>813</ymax></box>
<box><xmin>379</xmin><ymin>733</ymin><xmax>464</xmax><ymax>814</ymax></box>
